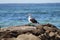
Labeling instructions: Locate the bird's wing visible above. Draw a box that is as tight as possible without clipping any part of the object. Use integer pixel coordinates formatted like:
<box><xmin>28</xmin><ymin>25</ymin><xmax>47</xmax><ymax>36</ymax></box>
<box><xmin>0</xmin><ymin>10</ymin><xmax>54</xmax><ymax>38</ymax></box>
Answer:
<box><xmin>30</xmin><ymin>18</ymin><xmax>38</xmax><ymax>23</ymax></box>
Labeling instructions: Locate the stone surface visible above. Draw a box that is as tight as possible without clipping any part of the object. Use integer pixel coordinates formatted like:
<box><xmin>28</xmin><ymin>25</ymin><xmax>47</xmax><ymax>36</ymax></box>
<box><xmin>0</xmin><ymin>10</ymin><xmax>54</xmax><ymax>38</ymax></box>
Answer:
<box><xmin>17</xmin><ymin>34</ymin><xmax>40</xmax><ymax>40</ymax></box>
<box><xmin>1</xmin><ymin>38</ymin><xmax>17</xmax><ymax>40</ymax></box>
<box><xmin>0</xmin><ymin>24</ymin><xmax>60</xmax><ymax>40</ymax></box>
<box><xmin>49</xmin><ymin>32</ymin><xmax>55</xmax><ymax>37</ymax></box>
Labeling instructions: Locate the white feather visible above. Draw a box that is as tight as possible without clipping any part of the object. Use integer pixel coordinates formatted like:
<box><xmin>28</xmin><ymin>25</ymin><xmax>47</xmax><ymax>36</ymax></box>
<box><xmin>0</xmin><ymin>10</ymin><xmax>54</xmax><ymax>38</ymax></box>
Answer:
<box><xmin>28</xmin><ymin>16</ymin><xmax>32</xmax><ymax>23</ymax></box>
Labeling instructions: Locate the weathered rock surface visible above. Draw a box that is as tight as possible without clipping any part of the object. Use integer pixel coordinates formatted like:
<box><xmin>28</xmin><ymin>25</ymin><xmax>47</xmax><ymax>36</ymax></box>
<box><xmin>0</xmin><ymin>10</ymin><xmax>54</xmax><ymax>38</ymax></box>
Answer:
<box><xmin>0</xmin><ymin>24</ymin><xmax>60</xmax><ymax>40</ymax></box>
<box><xmin>17</xmin><ymin>34</ymin><xmax>40</xmax><ymax>40</ymax></box>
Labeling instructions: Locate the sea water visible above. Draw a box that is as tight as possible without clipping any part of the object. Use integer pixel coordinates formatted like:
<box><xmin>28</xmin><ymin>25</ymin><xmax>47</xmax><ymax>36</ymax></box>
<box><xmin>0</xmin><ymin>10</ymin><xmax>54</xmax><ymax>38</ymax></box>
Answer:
<box><xmin>0</xmin><ymin>3</ymin><xmax>60</xmax><ymax>28</ymax></box>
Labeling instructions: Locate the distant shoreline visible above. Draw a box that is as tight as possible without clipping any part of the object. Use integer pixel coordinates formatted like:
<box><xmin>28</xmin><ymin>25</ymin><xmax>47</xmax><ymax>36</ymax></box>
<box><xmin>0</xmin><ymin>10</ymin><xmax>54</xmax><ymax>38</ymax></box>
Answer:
<box><xmin>0</xmin><ymin>3</ymin><xmax>60</xmax><ymax>4</ymax></box>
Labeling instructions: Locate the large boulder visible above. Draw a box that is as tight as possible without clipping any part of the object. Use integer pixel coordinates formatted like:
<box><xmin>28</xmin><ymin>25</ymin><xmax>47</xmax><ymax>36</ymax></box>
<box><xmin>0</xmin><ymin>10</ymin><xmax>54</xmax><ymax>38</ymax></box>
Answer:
<box><xmin>0</xmin><ymin>23</ymin><xmax>60</xmax><ymax>40</ymax></box>
<box><xmin>17</xmin><ymin>34</ymin><xmax>40</xmax><ymax>40</ymax></box>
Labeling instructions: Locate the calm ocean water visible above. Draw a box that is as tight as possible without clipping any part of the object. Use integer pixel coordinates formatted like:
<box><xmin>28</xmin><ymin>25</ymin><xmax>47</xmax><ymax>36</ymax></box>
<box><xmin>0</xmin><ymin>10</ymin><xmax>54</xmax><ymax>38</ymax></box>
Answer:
<box><xmin>0</xmin><ymin>3</ymin><xmax>60</xmax><ymax>28</ymax></box>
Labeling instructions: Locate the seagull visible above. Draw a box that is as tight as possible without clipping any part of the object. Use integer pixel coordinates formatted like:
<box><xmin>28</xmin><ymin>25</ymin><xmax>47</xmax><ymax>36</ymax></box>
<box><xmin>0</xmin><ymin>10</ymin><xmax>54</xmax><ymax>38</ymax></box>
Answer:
<box><xmin>28</xmin><ymin>14</ymin><xmax>39</xmax><ymax>24</ymax></box>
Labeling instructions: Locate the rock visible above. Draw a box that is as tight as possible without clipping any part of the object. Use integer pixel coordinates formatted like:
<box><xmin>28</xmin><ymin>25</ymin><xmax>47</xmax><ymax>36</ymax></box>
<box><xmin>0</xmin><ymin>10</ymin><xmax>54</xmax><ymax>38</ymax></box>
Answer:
<box><xmin>56</xmin><ymin>34</ymin><xmax>60</xmax><ymax>38</ymax></box>
<box><xmin>32</xmin><ymin>28</ymin><xmax>45</xmax><ymax>36</ymax></box>
<box><xmin>45</xmin><ymin>30</ymin><xmax>51</xmax><ymax>33</ymax></box>
<box><xmin>49</xmin><ymin>32</ymin><xmax>55</xmax><ymax>37</ymax></box>
<box><xmin>38</xmin><ymin>33</ymin><xmax>50</xmax><ymax>40</ymax></box>
<box><xmin>1</xmin><ymin>38</ymin><xmax>17</xmax><ymax>40</ymax></box>
<box><xmin>43</xmin><ymin>26</ymin><xmax>57</xmax><ymax>32</ymax></box>
<box><xmin>36</xmin><ymin>25</ymin><xmax>43</xmax><ymax>29</ymax></box>
<box><xmin>57</xmin><ymin>29</ymin><xmax>60</xmax><ymax>35</ymax></box>
<box><xmin>0</xmin><ymin>23</ymin><xmax>60</xmax><ymax>40</ymax></box>
<box><xmin>42</xmin><ymin>23</ymin><xmax>57</xmax><ymax>28</ymax></box>
<box><xmin>17</xmin><ymin>34</ymin><xmax>40</xmax><ymax>40</ymax></box>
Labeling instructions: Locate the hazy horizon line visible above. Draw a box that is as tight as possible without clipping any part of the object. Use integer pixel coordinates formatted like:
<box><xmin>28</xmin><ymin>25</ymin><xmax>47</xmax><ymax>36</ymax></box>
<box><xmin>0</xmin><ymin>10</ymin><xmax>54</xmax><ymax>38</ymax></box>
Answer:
<box><xmin>0</xmin><ymin>2</ymin><xmax>60</xmax><ymax>4</ymax></box>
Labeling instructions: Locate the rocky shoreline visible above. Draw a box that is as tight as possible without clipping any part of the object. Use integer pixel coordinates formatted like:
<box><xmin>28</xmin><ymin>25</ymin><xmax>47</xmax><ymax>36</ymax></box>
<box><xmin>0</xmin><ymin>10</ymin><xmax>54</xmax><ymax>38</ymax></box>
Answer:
<box><xmin>0</xmin><ymin>23</ymin><xmax>60</xmax><ymax>40</ymax></box>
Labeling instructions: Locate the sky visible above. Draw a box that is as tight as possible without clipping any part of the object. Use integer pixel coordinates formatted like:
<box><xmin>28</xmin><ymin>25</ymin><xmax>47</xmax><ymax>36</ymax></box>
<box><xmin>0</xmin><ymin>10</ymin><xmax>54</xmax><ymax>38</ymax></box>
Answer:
<box><xmin>0</xmin><ymin>0</ymin><xmax>60</xmax><ymax>3</ymax></box>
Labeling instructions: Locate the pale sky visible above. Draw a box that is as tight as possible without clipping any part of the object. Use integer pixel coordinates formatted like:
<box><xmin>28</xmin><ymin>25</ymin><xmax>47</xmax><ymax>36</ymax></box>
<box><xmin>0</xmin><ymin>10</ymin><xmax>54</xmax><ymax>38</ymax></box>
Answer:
<box><xmin>0</xmin><ymin>0</ymin><xmax>60</xmax><ymax>3</ymax></box>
